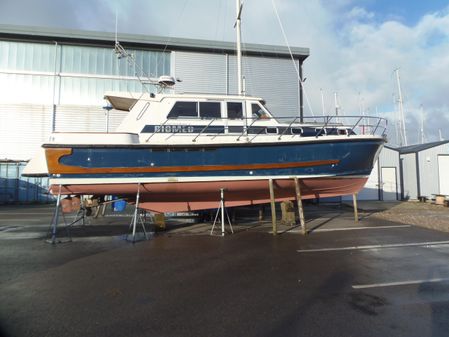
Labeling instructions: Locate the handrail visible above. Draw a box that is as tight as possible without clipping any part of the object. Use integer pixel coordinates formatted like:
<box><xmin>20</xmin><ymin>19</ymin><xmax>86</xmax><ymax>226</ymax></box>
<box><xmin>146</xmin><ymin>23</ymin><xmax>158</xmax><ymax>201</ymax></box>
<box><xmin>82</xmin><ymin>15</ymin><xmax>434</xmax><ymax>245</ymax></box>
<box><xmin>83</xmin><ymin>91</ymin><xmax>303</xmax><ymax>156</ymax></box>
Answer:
<box><xmin>249</xmin><ymin>127</ymin><xmax>268</xmax><ymax>142</ymax></box>
<box><xmin>349</xmin><ymin>117</ymin><xmax>364</xmax><ymax>135</ymax></box>
<box><xmin>236</xmin><ymin>118</ymin><xmax>260</xmax><ymax>141</ymax></box>
<box><xmin>143</xmin><ymin>115</ymin><xmax>388</xmax><ymax>141</ymax></box>
<box><xmin>146</xmin><ymin>119</ymin><xmax>169</xmax><ymax>142</ymax></box>
<box><xmin>315</xmin><ymin>116</ymin><xmax>333</xmax><ymax>138</ymax></box>
<box><xmin>278</xmin><ymin>116</ymin><xmax>299</xmax><ymax>140</ymax></box>
<box><xmin>192</xmin><ymin>119</ymin><xmax>217</xmax><ymax>142</ymax></box>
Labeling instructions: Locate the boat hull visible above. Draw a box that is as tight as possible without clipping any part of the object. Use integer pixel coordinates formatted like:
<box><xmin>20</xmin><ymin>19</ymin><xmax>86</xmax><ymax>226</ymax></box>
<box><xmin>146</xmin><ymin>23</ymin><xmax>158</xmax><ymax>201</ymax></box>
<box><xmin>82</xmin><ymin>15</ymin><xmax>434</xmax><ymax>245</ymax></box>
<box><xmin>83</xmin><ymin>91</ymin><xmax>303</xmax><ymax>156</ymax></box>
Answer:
<box><xmin>49</xmin><ymin>176</ymin><xmax>368</xmax><ymax>212</ymax></box>
<box><xmin>44</xmin><ymin>136</ymin><xmax>384</xmax><ymax>212</ymax></box>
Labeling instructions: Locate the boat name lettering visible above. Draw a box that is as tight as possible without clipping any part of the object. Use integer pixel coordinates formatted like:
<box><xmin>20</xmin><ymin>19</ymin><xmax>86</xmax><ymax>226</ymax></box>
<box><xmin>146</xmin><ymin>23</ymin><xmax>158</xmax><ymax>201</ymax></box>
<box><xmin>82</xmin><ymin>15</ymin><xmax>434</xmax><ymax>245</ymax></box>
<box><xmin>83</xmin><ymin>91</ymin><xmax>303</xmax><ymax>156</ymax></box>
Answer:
<box><xmin>155</xmin><ymin>125</ymin><xmax>195</xmax><ymax>133</ymax></box>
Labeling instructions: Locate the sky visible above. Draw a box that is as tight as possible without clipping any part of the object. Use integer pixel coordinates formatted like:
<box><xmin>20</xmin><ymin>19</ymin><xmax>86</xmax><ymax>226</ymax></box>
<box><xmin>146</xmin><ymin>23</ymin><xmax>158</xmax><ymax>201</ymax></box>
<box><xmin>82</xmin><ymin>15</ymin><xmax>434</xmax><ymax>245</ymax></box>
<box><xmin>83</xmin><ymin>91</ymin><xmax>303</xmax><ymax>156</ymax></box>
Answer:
<box><xmin>1</xmin><ymin>0</ymin><xmax>449</xmax><ymax>146</ymax></box>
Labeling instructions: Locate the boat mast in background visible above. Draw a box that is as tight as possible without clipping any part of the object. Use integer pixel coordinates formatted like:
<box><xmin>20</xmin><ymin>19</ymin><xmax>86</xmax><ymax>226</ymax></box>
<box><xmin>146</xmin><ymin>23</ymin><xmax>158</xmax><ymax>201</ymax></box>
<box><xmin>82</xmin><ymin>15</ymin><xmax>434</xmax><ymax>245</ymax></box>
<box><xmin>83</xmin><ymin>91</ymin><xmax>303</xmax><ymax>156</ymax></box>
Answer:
<box><xmin>334</xmin><ymin>92</ymin><xmax>340</xmax><ymax>117</ymax></box>
<box><xmin>320</xmin><ymin>88</ymin><xmax>325</xmax><ymax>116</ymax></box>
<box><xmin>394</xmin><ymin>68</ymin><xmax>408</xmax><ymax>146</ymax></box>
<box><xmin>420</xmin><ymin>104</ymin><xmax>425</xmax><ymax>144</ymax></box>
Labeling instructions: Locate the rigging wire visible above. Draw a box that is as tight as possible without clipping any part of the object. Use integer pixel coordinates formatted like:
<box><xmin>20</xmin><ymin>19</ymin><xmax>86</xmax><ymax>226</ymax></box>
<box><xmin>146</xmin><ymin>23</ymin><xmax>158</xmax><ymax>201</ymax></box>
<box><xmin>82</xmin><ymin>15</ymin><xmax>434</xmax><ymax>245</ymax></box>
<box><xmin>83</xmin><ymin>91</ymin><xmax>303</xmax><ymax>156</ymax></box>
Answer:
<box><xmin>271</xmin><ymin>0</ymin><xmax>315</xmax><ymax>117</ymax></box>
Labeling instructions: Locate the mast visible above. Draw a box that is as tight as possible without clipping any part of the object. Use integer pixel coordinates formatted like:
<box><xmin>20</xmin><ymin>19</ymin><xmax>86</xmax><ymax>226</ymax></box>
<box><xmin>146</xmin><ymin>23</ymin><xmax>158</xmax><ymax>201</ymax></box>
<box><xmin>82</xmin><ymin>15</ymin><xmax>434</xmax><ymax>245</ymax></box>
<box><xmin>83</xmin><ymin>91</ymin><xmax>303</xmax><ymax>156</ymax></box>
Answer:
<box><xmin>235</xmin><ymin>0</ymin><xmax>243</xmax><ymax>96</ymax></box>
<box><xmin>395</xmin><ymin>69</ymin><xmax>408</xmax><ymax>146</ymax></box>
<box><xmin>420</xmin><ymin>104</ymin><xmax>425</xmax><ymax>144</ymax></box>
<box><xmin>320</xmin><ymin>88</ymin><xmax>325</xmax><ymax>116</ymax></box>
<box><xmin>334</xmin><ymin>92</ymin><xmax>340</xmax><ymax>117</ymax></box>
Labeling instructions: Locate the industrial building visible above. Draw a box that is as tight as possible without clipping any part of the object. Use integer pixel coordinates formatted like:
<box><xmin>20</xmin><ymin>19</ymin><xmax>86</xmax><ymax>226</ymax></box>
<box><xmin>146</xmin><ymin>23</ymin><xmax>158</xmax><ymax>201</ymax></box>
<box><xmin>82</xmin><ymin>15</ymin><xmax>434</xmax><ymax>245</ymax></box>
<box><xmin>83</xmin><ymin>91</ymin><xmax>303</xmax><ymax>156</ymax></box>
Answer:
<box><xmin>0</xmin><ymin>24</ymin><xmax>308</xmax><ymax>203</ymax></box>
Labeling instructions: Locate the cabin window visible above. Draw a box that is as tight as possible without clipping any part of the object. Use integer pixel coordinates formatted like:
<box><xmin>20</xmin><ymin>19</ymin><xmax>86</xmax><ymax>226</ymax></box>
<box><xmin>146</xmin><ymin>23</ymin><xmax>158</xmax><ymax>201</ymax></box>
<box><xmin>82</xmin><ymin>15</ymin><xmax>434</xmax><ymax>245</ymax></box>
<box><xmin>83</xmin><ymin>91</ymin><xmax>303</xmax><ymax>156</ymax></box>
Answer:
<box><xmin>291</xmin><ymin>127</ymin><xmax>302</xmax><ymax>135</ymax></box>
<box><xmin>266</xmin><ymin>127</ymin><xmax>278</xmax><ymax>134</ymax></box>
<box><xmin>227</xmin><ymin>102</ymin><xmax>243</xmax><ymax>119</ymax></box>
<box><xmin>199</xmin><ymin>102</ymin><xmax>221</xmax><ymax>119</ymax></box>
<box><xmin>252</xmin><ymin>103</ymin><xmax>270</xmax><ymax>119</ymax></box>
<box><xmin>167</xmin><ymin>101</ymin><xmax>197</xmax><ymax>118</ymax></box>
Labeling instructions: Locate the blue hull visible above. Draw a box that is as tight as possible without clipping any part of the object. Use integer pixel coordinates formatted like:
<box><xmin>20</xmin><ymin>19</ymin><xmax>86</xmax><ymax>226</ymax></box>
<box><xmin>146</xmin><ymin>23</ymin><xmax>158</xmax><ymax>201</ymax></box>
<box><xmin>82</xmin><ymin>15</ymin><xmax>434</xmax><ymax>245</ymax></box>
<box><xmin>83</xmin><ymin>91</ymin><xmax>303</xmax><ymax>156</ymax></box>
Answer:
<box><xmin>48</xmin><ymin>138</ymin><xmax>384</xmax><ymax>179</ymax></box>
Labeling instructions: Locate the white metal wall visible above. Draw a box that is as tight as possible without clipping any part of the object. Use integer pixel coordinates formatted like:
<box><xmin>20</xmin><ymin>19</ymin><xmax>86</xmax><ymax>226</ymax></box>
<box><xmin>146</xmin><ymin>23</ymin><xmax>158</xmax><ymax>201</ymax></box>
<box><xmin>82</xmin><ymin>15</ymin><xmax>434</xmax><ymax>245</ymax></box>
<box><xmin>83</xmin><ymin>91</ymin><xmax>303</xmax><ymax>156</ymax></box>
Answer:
<box><xmin>417</xmin><ymin>143</ymin><xmax>449</xmax><ymax>197</ymax></box>
<box><xmin>401</xmin><ymin>153</ymin><xmax>418</xmax><ymax>200</ymax></box>
<box><xmin>55</xmin><ymin>105</ymin><xmax>125</xmax><ymax>133</ymax></box>
<box><xmin>0</xmin><ymin>103</ymin><xmax>126</xmax><ymax>160</ymax></box>
<box><xmin>0</xmin><ymin>104</ymin><xmax>52</xmax><ymax>160</ymax></box>
<box><xmin>438</xmin><ymin>155</ymin><xmax>449</xmax><ymax>195</ymax></box>
<box><xmin>379</xmin><ymin>147</ymin><xmax>400</xmax><ymax>200</ymax></box>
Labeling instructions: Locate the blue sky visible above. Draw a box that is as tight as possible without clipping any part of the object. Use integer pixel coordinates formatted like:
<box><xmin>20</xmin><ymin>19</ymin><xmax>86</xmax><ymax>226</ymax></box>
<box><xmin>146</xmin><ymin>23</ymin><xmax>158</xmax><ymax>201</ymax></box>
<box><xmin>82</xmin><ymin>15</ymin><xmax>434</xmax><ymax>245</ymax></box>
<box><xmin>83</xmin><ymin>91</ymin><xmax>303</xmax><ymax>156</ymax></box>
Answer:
<box><xmin>362</xmin><ymin>0</ymin><xmax>449</xmax><ymax>25</ymax></box>
<box><xmin>0</xmin><ymin>0</ymin><xmax>448</xmax><ymax>145</ymax></box>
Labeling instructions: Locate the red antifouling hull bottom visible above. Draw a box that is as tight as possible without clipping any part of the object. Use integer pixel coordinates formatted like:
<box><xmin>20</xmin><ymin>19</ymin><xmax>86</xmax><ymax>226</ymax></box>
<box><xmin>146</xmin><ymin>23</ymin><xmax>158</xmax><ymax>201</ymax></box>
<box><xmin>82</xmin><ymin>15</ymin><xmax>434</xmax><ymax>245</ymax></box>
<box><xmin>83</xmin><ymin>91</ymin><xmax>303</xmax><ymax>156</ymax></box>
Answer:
<box><xmin>50</xmin><ymin>177</ymin><xmax>367</xmax><ymax>213</ymax></box>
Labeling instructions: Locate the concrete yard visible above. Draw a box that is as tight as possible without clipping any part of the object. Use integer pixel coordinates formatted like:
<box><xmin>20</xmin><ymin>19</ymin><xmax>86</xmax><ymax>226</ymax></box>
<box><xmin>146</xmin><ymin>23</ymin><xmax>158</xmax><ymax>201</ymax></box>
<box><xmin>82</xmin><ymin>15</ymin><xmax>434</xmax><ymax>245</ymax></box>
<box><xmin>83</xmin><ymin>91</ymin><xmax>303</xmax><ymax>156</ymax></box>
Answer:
<box><xmin>1</xmin><ymin>202</ymin><xmax>449</xmax><ymax>337</ymax></box>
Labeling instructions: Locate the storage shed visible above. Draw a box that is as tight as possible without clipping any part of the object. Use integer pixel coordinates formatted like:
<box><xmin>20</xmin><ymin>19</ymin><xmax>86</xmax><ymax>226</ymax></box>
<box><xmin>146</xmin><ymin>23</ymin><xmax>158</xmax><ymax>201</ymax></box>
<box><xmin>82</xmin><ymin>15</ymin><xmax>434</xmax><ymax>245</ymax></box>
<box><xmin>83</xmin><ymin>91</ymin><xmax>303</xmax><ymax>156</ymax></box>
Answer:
<box><xmin>398</xmin><ymin>140</ymin><xmax>449</xmax><ymax>200</ymax></box>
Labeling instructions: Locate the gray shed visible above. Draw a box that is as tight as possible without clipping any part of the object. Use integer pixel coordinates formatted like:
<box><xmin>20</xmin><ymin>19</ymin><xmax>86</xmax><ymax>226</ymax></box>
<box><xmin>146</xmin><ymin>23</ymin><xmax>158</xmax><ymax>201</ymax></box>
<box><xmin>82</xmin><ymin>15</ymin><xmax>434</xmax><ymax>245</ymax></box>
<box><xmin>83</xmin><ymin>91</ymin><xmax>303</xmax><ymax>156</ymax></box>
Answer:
<box><xmin>398</xmin><ymin>140</ymin><xmax>449</xmax><ymax>200</ymax></box>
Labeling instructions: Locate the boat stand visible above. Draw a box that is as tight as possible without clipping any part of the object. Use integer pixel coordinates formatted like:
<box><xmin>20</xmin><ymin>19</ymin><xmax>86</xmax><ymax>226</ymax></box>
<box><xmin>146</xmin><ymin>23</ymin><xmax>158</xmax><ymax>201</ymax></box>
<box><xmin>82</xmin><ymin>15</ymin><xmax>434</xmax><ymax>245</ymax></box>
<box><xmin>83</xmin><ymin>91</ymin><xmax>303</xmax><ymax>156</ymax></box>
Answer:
<box><xmin>294</xmin><ymin>177</ymin><xmax>307</xmax><ymax>235</ymax></box>
<box><xmin>126</xmin><ymin>184</ymin><xmax>150</xmax><ymax>243</ymax></box>
<box><xmin>210</xmin><ymin>188</ymin><xmax>234</xmax><ymax>236</ymax></box>
<box><xmin>269</xmin><ymin>179</ymin><xmax>277</xmax><ymax>235</ymax></box>
<box><xmin>353</xmin><ymin>193</ymin><xmax>359</xmax><ymax>222</ymax></box>
<box><xmin>46</xmin><ymin>185</ymin><xmax>72</xmax><ymax>244</ymax></box>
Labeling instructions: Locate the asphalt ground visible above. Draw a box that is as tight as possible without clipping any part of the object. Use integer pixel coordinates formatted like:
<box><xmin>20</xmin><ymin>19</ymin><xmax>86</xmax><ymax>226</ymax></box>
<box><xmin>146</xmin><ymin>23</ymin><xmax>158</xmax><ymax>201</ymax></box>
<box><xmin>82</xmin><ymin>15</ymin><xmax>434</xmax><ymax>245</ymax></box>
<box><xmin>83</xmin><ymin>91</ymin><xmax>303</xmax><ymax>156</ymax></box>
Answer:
<box><xmin>1</xmin><ymin>202</ymin><xmax>449</xmax><ymax>337</ymax></box>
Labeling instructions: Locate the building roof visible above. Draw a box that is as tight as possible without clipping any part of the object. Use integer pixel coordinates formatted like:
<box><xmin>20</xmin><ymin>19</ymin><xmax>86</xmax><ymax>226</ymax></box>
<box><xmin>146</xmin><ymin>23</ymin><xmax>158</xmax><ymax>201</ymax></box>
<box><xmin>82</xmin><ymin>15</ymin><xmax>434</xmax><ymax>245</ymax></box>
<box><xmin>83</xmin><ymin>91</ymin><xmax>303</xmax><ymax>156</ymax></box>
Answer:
<box><xmin>0</xmin><ymin>24</ymin><xmax>309</xmax><ymax>61</ymax></box>
<box><xmin>397</xmin><ymin>140</ymin><xmax>449</xmax><ymax>154</ymax></box>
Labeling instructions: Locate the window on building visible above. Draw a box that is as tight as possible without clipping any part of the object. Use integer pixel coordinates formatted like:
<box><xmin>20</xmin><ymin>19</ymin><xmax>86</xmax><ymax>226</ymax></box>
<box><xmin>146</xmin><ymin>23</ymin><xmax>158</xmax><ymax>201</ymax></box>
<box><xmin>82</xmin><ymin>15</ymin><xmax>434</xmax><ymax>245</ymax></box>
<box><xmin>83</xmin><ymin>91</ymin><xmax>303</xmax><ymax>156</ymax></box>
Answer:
<box><xmin>199</xmin><ymin>102</ymin><xmax>221</xmax><ymax>119</ymax></box>
<box><xmin>227</xmin><ymin>102</ymin><xmax>243</xmax><ymax>119</ymax></box>
<box><xmin>167</xmin><ymin>102</ymin><xmax>197</xmax><ymax>118</ymax></box>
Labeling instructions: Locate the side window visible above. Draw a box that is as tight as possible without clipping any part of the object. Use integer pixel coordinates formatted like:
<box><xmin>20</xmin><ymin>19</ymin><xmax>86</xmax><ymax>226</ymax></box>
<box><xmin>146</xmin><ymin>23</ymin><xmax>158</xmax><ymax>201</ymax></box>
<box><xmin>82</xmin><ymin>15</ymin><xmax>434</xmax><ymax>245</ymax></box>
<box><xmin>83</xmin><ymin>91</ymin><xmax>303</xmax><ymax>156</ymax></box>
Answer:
<box><xmin>252</xmin><ymin>103</ymin><xmax>269</xmax><ymax>119</ymax></box>
<box><xmin>199</xmin><ymin>102</ymin><xmax>221</xmax><ymax>119</ymax></box>
<box><xmin>227</xmin><ymin>102</ymin><xmax>243</xmax><ymax>119</ymax></box>
<box><xmin>167</xmin><ymin>101</ymin><xmax>197</xmax><ymax>118</ymax></box>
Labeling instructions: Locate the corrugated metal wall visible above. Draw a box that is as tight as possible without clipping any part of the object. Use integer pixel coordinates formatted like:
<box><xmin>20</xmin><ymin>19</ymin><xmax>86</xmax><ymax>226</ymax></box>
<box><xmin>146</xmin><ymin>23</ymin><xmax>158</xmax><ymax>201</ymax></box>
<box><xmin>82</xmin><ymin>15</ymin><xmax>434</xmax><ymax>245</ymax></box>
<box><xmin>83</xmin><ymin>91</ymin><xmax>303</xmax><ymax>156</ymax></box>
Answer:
<box><xmin>173</xmin><ymin>51</ymin><xmax>227</xmax><ymax>94</ymax></box>
<box><xmin>55</xmin><ymin>105</ymin><xmax>125</xmax><ymax>133</ymax></box>
<box><xmin>401</xmin><ymin>153</ymin><xmax>418</xmax><ymax>199</ymax></box>
<box><xmin>0</xmin><ymin>104</ymin><xmax>126</xmax><ymax>160</ymax></box>
<box><xmin>228</xmin><ymin>54</ymin><xmax>300</xmax><ymax>116</ymax></box>
<box><xmin>174</xmin><ymin>51</ymin><xmax>300</xmax><ymax>117</ymax></box>
<box><xmin>0</xmin><ymin>104</ymin><xmax>52</xmax><ymax>160</ymax></box>
<box><xmin>417</xmin><ymin>143</ymin><xmax>449</xmax><ymax>198</ymax></box>
<box><xmin>0</xmin><ymin>161</ymin><xmax>53</xmax><ymax>204</ymax></box>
